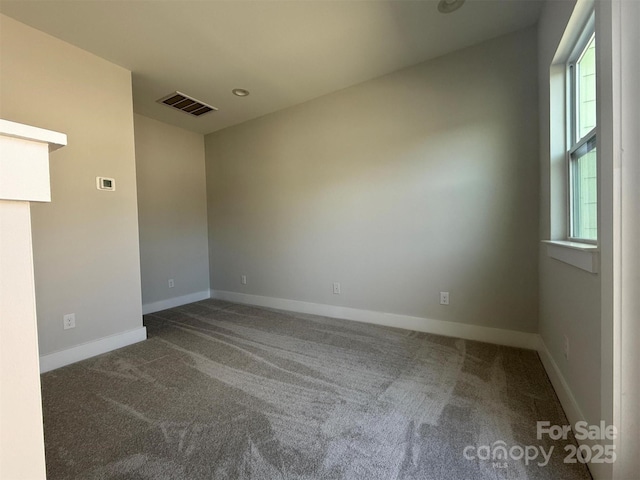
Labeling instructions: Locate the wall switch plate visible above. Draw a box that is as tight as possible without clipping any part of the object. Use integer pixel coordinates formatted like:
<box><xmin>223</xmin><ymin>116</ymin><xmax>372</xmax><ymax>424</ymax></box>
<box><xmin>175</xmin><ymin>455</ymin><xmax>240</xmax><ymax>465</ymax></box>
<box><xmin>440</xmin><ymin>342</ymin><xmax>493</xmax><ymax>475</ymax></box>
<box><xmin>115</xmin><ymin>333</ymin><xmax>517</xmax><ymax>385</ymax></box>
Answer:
<box><xmin>440</xmin><ymin>292</ymin><xmax>450</xmax><ymax>305</ymax></box>
<box><xmin>168</xmin><ymin>279</ymin><xmax>175</xmax><ymax>288</ymax></box>
<box><xmin>241</xmin><ymin>275</ymin><xmax>247</xmax><ymax>285</ymax></box>
<box><xmin>333</xmin><ymin>282</ymin><xmax>341</xmax><ymax>295</ymax></box>
<box><xmin>63</xmin><ymin>313</ymin><xmax>76</xmax><ymax>330</ymax></box>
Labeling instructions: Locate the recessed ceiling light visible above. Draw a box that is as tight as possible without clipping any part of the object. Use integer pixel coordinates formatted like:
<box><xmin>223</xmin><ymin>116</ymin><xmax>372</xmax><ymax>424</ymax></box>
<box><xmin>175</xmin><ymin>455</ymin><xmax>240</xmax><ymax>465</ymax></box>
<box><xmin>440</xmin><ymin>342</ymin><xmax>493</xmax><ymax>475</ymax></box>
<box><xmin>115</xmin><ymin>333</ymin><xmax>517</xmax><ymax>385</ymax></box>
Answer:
<box><xmin>232</xmin><ymin>88</ymin><xmax>250</xmax><ymax>97</ymax></box>
<box><xmin>438</xmin><ymin>0</ymin><xmax>465</xmax><ymax>14</ymax></box>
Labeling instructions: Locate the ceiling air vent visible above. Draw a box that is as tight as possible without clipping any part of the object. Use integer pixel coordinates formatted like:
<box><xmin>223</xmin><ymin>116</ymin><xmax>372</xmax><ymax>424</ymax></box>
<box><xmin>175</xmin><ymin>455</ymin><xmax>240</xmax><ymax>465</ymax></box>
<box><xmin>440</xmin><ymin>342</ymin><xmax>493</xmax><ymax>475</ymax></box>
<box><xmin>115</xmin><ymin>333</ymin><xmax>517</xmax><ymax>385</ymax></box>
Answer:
<box><xmin>157</xmin><ymin>91</ymin><xmax>217</xmax><ymax>117</ymax></box>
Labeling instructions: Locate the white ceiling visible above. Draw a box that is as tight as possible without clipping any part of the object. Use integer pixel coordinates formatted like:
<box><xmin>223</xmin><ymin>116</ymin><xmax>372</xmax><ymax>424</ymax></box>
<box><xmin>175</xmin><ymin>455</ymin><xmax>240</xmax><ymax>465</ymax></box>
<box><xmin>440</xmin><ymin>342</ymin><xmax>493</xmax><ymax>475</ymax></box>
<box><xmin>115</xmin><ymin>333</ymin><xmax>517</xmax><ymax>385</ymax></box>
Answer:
<box><xmin>0</xmin><ymin>0</ymin><xmax>543</xmax><ymax>135</ymax></box>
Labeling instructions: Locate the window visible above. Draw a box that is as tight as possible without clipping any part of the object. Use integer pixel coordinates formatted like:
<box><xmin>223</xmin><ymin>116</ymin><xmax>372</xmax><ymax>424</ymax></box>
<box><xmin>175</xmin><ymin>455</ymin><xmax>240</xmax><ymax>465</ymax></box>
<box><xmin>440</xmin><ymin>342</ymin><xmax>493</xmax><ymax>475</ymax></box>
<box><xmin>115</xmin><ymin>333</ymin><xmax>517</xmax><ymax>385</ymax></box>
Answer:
<box><xmin>568</xmin><ymin>26</ymin><xmax>597</xmax><ymax>242</ymax></box>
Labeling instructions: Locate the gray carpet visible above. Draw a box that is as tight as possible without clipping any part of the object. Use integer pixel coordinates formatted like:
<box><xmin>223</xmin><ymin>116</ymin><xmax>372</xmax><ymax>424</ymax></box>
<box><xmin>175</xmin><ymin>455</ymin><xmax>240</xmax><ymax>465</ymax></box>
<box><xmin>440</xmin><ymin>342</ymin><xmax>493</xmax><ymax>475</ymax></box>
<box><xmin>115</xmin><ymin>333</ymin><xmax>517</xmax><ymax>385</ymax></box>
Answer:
<box><xmin>41</xmin><ymin>299</ymin><xmax>591</xmax><ymax>479</ymax></box>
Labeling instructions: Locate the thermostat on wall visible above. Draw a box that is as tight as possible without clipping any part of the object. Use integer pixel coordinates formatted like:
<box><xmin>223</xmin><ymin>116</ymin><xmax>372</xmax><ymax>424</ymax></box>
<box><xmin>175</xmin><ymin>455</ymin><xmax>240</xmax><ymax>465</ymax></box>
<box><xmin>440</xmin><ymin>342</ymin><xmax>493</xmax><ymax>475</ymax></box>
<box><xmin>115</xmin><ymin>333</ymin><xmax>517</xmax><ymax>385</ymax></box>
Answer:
<box><xmin>96</xmin><ymin>177</ymin><xmax>116</xmax><ymax>191</ymax></box>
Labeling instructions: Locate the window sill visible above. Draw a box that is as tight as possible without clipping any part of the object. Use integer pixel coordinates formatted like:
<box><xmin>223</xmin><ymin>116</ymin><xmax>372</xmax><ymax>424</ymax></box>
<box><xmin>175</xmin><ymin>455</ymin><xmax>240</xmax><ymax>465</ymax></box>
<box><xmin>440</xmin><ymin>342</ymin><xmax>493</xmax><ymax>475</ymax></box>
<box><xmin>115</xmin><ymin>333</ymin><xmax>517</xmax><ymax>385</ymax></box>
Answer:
<box><xmin>542</xmin><ymin>240</ymin><xmax>599</xmax><ymax>273</ymax></box>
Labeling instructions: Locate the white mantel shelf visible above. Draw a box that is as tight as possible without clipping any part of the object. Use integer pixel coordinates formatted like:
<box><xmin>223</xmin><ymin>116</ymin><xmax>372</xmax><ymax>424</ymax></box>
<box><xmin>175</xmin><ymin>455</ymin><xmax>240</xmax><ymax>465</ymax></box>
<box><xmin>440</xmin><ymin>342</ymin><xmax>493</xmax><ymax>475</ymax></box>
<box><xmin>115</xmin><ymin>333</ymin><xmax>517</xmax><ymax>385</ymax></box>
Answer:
<box><xmin>0</xmin><ymin>118</ymin><xmax>66</xmax><ymax>152</ymax></box>
<box><xmin>0</xmin><ymin>119</ymin><xmax>67</xmax><ymax>203</ymax></box>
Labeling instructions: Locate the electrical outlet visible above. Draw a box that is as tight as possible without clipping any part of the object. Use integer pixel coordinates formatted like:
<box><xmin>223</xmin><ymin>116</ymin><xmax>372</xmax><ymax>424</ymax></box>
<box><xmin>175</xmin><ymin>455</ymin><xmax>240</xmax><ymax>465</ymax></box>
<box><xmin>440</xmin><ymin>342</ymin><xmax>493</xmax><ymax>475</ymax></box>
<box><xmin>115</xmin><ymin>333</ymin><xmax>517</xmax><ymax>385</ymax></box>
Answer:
<box><xmin>168</xmin><ymin>279</ymin><xmax>175</xmax><ymax>288</ymax></box>
<box><xmin>563</xmin><ymin>335</ymin><xmax>569</xmax><ymax>360</ymax></box>
<box><xmin>333</xmin><ymin>282</ymin><xmax>341</xmax><ymax>295</ymax></box>
<box><xmin>241</xmin><ymin>275</ymin><xmax>247</xmax><ymax>285</ymax></box>
<box><xmin>440</xmin><ymin>292</ymin><xmax>450</xmax><ymax>305</ymax></box>
<box><xmin>63</xmin><ymin>313</ymin><xmax>76</xmax><ymax>330</ymax></box>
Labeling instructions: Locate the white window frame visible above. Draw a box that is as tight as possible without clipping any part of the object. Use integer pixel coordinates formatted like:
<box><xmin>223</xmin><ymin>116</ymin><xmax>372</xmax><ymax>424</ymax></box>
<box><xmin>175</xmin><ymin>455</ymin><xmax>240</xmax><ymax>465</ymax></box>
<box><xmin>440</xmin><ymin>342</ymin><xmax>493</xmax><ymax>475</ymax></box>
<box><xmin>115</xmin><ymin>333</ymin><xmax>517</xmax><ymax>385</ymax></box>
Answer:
<box><xmin>566</xmin><ymin>15</ymin><xmax>597</xmax><ymax>244</ymax></box>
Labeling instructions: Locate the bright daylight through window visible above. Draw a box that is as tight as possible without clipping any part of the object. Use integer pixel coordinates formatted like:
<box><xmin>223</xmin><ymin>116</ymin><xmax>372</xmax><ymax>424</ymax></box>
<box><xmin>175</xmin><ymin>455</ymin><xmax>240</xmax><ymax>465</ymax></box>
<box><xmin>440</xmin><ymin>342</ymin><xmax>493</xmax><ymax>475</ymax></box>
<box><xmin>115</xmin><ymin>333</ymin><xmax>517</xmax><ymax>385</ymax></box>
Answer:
<box><xmin>568</xmin><ymin>28</ymin><xmax>597</xmax><ymax>242</ymax></box>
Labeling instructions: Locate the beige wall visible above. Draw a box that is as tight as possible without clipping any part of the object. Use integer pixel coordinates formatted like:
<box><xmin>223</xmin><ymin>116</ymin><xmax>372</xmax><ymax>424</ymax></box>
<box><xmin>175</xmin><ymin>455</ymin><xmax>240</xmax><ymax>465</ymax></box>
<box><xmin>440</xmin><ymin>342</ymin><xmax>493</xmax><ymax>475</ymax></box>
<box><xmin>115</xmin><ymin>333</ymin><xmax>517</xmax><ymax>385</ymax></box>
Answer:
<box><xmin>0</xmin><ymin>15</ymin><xmax>143</xmax><ymax>356</ymax></box>
<box><xmin>205</xmin><ymin>27</ymin><xmax>539</xmax><ymax>333</ymax></box>
<box><xmin>134</xmin><ymin>114</ymin><xmax>210</xmax><ymax>310</ymax></box>
<box><xmin>537</xmin><ymin>0</ymin><xmax>602</xmax><ymax>429</ymax></box>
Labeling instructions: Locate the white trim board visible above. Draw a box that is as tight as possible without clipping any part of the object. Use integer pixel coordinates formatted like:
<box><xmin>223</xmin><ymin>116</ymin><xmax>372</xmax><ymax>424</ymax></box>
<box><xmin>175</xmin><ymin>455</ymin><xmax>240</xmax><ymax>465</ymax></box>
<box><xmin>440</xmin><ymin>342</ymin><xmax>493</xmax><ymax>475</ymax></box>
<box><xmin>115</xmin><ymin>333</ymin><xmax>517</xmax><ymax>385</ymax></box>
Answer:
<box><xmin>210</xmin><ymin>290</ymin><xmax>539</xmax><ymax>350</ymax></box>
<box><xmin>142</xmin><ymin>290</ymin><xmax>211</xmax><ymax>315</ymax></box>
<box><xmin>536</xmin><ymin>336</ymin><xmax>586</xmax><ymax>427</ymax></box>
<box><xmin>542</xmin><ymin>240</ymin><xmax>600</xmax><ymax>273</ymax></box>
<box><xmin>39</xmin><ymin>327</ymin><xmax>147</xmax><ymax>373</ymax></box>
<box><xmin>536</xmin><ymin>336</ymin><xmax>604</xmax><ymax>479</ymax></box>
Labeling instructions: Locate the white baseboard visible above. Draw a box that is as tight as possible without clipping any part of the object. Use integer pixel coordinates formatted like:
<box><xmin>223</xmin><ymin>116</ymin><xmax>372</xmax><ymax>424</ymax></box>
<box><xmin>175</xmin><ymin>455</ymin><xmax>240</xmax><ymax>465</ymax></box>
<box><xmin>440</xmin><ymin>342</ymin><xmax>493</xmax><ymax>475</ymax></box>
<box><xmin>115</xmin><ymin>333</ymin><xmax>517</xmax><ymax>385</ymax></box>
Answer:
<box><xmin>210</xmin><ymin>290</ymin><xmax>539</xmax><ymax>350</ymax></box>
<box><xmin>39</xmin><ymin>327</ymin><xmax>147</xmax><ymax>373</ymax></box>
<box><xmin>536</xmin><ymin>336</ymin><xmax>586</xmax><ymax>426</ymax></box>
<box><xmin>142</xmin><ymin>290</ymin><xmax>210</xmax><ymax>315</ymax></box>
<box><xmin>536</xmin><ymin>337</ymin><xmax>608</xmax><ymax>479</ymax></box>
